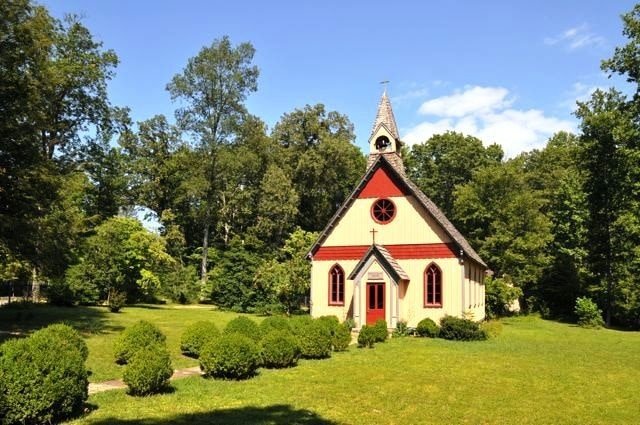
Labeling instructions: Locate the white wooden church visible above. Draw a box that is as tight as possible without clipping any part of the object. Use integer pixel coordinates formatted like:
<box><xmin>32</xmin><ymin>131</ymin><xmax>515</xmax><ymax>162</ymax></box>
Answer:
<box><xmin>307</xmin><ymin>91</ymin><xmax>487</xmax><ymax>328</ymax></box>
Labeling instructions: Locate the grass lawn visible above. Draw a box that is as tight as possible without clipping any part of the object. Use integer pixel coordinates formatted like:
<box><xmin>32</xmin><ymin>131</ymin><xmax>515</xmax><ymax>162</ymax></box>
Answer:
<box><xmin>2</xmin><ymin>305</ymin><xmax>639</xmax><ymax>424</ymax></box>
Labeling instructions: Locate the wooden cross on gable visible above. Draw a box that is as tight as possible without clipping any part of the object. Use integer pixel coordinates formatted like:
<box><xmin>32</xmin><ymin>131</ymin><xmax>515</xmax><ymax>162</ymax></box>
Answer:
<box><xmin>370</xmin><ymin>228</ymin><xmax>378</xmax><ymax>245</ymax></box>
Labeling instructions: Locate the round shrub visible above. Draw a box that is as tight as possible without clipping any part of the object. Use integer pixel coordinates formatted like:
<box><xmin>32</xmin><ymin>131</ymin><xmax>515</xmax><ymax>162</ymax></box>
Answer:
<box><xmin>439</xmin><ymin>316</ymin><xmax>487</xmax><ymax>341</ymax></box>
<box><xmin>357</xmin><ymin>325</ymin><xmax>376</xmax><ymax>348</ymax></box>
<box><xmin>260</xmin><ymin>330</ymin><xmax>300</xmax><ymax>368</ymax></box>
<box><xmin>317</xmin><ymin>315</ymin><xmax>340</xmax><ymax>331</ymax></box>
<box><xmin>296</xmin><ymin>320</ymin><xmax>332</xmax><ymax>359</ymax></box>
<box><xmin>332</xmin><ymin>323</ymin><xmax>352</xmax><ymax>351</ymax></box>
<box><xmin>574</xmin><ymin>297</ymin><xmax>605</xmax><ymax>328</ymax></box>
<box><xmin>199</xmin><ymin>333</ymin><xmax>260</xmax><ymax>380</ymax></box>
<box><xmin>373</xmin><ymin>319</ymin><xmax>388</xmax><ymax>342</ymax></box>
<box><xmin>123</xmin><ymin>343</ymin><xmax>173</xmax><ymax>396</ymax></box>
<box><xmin>180</xmin><ymin>321</ymin><xmax>220</xmax><ymax>358</ymax></box>
<box><xmin>289</xmin><ymin>315</ymin><xmax>313</xmax><ymax>335</ymax></box>
<box><xmin>416</xmin><ymin>318</ymin><xmax>439</xmax><ymax>338</ymax></box>
<box><xmin>37</xmin><ymin>323</ymin><xmax>89</xmax><ymax>360</ymax></box>
<box><xmin>114</xmin><ymin>320</ymin><xmax>166</xmax><ymax>365</ymax></box>
<box><xmin>259</xmin><ymin>316</ymin><xmax>292</xmax><ymax>335</ymax></box>
<box><xmin>224</xmin><ymin>316</ymin><xmax>262</xmax><ymax>342</ymax></box>
<box><xmin>0</xmin><ymin>325</ymin><xmax>88</xmax><ymax>424</ymax></box>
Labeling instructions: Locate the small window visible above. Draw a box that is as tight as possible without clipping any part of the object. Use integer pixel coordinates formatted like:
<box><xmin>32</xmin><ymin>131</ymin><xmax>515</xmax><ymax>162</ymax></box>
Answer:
<box><xmin>371</xmin><ymin>198</ymin><xmax>396</xmax><ymax>224</ymax></box>
<box><xmin>424</xmin><ymin>263</ymin><xmax>442</xmax><ymax>307</ymax></box>
<box><xmin>329</xmin><ymin>264</ymin><xmax>345</xmax><ymax>306</ymax></box>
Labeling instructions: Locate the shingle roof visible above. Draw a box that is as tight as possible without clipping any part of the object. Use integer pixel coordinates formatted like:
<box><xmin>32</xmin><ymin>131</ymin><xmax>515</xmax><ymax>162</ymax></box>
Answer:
<box><xmin>308</xmin><ymin>154</ymin><xmax>487</xmax><ymax>268</ymax></box>
<box><xmin>347</xmin><ymin>244</ymin><xmax>410</xmax><ymax>282</ymax></box>
<box><xmin>370</xmin><ymin>91</ymin><xmax>399</xmax><ymax>140</ymax></box>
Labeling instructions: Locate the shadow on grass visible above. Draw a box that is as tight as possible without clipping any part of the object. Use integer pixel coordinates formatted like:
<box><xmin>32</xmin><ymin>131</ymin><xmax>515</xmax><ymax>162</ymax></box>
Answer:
<box><xmin>0</xmin><ymin>303</ymin><xmax>123</xmax><ymax>338</ymax></box>
<box><xmin>82</xmin><ymin>404</ymin><xmax>338</xmax><ymax>425</ymax></box>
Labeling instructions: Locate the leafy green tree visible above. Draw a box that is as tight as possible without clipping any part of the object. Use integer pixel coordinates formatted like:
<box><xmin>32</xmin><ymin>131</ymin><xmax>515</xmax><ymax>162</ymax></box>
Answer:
<box><xmin>250</xmin><ymin>165</ymin><xmax>299</xmax><ymax>248</ymax></box>
<box><xmin>454</xmin><ymin>160</ymin><xmax>552</xmax><ymax>303</ymax></box>
<box><xmin>406</xmin><ymin>131</ymin><xmax>503</xmax><ymax>219</ymax></box>
<box><xmin>271</xmin><ymin>104</ymin><xmax>365</xmax><ymax>231</ymax></box>
<box><xmin>254</xmin><ymin>228</ymin><xmax>318</xmax><ymax>314</ymax></box>
<box><xmin>65</xmin><ymin>217</ymin><xmax>174</xmax><ymax>303</ymax></box>
<box><xmin>167</xmin><ymin>36</ymin><xmax>259</xmax><ymax>285</ymax></box>
<box><xmin>523</xmin><ymin>132</ymin><xmax>589</xmax><ymax>316</ymax></box>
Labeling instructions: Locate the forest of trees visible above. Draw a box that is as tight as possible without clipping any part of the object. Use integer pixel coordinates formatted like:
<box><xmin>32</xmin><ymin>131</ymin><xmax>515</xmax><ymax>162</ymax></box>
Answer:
<box><xmin>1</xmin><ymin>0</ymin><xmax>639</xmax><ymax>327</ymax></box>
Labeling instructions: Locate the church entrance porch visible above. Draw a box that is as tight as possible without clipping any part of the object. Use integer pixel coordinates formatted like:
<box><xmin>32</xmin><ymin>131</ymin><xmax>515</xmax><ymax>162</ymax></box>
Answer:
<box><xmin>366</xmin><ymin>282</ymin><xmax>385</xmax><ymax>324</ymax></box>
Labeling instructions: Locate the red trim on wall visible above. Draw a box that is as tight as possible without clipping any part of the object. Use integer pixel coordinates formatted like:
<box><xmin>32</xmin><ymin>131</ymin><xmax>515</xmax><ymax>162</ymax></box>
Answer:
<box><xmin>358</xmin><ymin>167</ymin><xmax>408</xmax><ymax>198</ymax></box>
<box><xmin>313</xmin><ymin>243</ymin><xmax>457</xmax><ymax>260</ymax></box>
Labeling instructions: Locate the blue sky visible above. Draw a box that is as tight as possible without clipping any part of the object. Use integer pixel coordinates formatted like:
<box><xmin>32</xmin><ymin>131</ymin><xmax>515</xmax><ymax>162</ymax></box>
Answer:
<box><xmin>43</xmin><ymin>0</ymin><xmax>637</xmax><ymax>157</ymax></box>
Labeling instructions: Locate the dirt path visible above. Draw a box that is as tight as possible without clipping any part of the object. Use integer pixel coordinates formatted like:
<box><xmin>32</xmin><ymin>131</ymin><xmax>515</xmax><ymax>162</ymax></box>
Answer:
<box><xmin>88</xmin><ymin>366</ymin><xmax>202</xmax><ymax>394</ymax></box>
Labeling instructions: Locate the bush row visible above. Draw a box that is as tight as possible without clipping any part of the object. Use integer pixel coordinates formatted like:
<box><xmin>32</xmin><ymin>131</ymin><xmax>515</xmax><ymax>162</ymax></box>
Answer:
<box><xmin>412</xmin><ymin>316</ymin><xmax>490</xmax><ymax>341</ymax></box>
<box><xmin>177</xmin><ymin>315</ymin><xmax>354</xmax><ymax>381</ymax></box>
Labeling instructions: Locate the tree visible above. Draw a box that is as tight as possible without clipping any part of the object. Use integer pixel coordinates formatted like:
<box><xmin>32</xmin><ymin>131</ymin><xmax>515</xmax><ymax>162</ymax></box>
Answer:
<box><xmin>250</xmin><ymin>165</ymin><xmax>299</xmax><ymax>248</ymax></box>
<box><xmin>1</xmin><ymin>0</ymin><xmax>119</xmax><ymax>298</ymax></box>
<box><xmin>167</xmin><ymin>36</ymin><xmax>259</xmax><ymax>285</ymax></box>
<box><xmin>454</xmin><ymin>159</ymin><xmax>552</xmax><ymax>304</ymax></box>
<box><xmin>406</xmin><ymin>131</ymin><xmax>503</xmax><ymax>219</ymax></box>
<box><xmin>271</xmin><ymin>104</ymin><xmax>365</xmax><ymax>231</ymax></box>
<box><xmin>65</xmin><ymin>217</ymin><xmax>174</xmax><ymax>304</ymax></box>
<box><xmin>254</xmin><ymin>228</ymin><xmax>319</xmax><ymax>314</ymax></box>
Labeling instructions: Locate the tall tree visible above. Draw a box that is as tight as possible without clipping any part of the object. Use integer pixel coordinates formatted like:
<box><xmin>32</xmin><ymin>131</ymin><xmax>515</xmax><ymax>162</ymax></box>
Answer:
<box><xmin>0</xmin><ymin>0</ymin><xmax>119</xmax><ymax>296</ymax></box>
<box><xmin>166</xmin><ymin>36</ymin><xmax>259</xmax><ymax>285</ymax></box>
<box><xmin>454</xmin><ymin>159</ymin><xmax>552</xmax><ymax>303</ymax></box>
<box><xmin>271</xmin><ymin>104</ymin><xmax>365</xmax><ymax>231</ymax></box>
<box><xmin>405</xmin><ymin>131</ymin><xmax>503</xmax><ymax>219</ymax></box>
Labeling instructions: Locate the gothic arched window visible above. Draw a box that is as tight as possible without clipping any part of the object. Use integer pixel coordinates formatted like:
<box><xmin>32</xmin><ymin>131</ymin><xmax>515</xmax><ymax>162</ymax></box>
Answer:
<box><xmin>424</xmin><ymin>263</ymin><xmax>442</xmax><ymax>307</ymax></box>
<box><xmin>329</xmin><ymin>264</ymin><xmax>345</xmax><ymax>306</ymax></box>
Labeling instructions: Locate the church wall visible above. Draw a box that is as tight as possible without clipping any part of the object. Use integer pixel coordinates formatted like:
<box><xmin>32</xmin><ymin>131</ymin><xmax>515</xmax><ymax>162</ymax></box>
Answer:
<box><xmin>322</xmin><ymin>196</ymin><xmax>452</xmax><ymax>247</ymax></box>
<box><xmin>310</xmin><ymin>259</ymin><xmax>359</xmax><ymax>321</ymax></box>
<box><xmin>397</xmin><ymin>258</ymin><xmax>463</xmax><ymax>327</ymax></box>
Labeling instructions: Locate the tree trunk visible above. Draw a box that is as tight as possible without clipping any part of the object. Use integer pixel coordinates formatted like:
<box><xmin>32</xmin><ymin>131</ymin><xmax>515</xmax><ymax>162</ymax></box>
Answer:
<box><xmin>201</xmin><ymin>214</ymin><xmax>210</xmax><ymax>286</ymax></box>
<box><xmin>31</xmin><ymin>266</ymin><xmax>40</xmax><ymax>303</ymax></box>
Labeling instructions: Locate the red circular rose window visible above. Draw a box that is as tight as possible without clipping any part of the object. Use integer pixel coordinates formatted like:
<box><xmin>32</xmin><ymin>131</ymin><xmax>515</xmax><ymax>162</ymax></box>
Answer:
<box><xmin>371</xmin><ymin>198</ymin><xmax>396</xmax><ymax>224</ymax></box>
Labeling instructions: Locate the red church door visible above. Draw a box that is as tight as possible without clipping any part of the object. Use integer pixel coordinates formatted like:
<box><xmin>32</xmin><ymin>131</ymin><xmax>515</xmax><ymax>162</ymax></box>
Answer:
<box><xmin>366</xmin><ymin>282</ymin><xmax>385</xmax><ymax>325</ymax></box>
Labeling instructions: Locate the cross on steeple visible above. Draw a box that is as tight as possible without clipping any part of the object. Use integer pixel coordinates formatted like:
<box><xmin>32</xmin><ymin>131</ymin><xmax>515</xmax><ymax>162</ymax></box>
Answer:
<box><xmin>380</xmin><ymin>80</ymin><xmax>390</xmax><ymax>94</ymax></box>
<box><xmin>370</xmin><ymin>228</ymin><xmax>378</xmax><ymax>245</ymax></box>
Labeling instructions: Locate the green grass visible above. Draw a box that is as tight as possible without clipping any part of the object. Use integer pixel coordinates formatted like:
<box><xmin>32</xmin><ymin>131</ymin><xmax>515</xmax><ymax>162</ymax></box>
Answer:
<box><xmin>2</xmin><ymin>305</ymin><xmax>639</xmax><ymax>424</ymax></box>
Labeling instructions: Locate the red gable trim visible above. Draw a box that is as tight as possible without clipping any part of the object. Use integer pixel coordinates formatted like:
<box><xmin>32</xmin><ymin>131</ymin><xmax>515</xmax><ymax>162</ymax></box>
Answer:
<box><xmin>313</xmin><ymin>243</ymin><xmax>457</xmax><ymax>261</ymax></box>
<box><xmin>357</xmin><ymin>167</ymin><xmax>408</xmax><ymax>198</ymax></box>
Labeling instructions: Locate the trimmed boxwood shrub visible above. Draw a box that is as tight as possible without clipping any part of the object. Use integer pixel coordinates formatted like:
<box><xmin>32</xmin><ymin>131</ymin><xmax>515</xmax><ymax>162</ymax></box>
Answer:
<box><xmin>289</xmin><ymin>315</ymin><xmax>313</xmax><ymax>335</ymax></box>
<box><xmin>0</xmin><ymin>324</ymin><xmax>88</xmax><ymax>424</ymax></box>
<box><xmin>199</xmin><ymin>333</ymin><xmax>260</xmax><ymax>380</ymax></box>
<box><xmin>114</xmin><ymin>320</ymin><xmax>166</xmax><ymax>365</ymax></box>
<box><xmin>416</xmin><ymin>318</ymin><xmax>439</xmax><ymax>338</ymax></box>
<box><xmin>38</xmin><ymin>323</ymin><xmax>89</xmax><ymax>360</ymax></box>
<box><xmin>295</xmin><ymin>320</ymin><xmax>332</xmax><ymax>359</ymax></box>
<box><xmin>357</xmin><ymin>325</ymin><xmax>376</xmax><ymax>348</ymax></box>
<box><xmin>260</xmin><ymin>330</ymin><xmax>300</xmax><ymax>368</ymax></box>
<box><xmin>373</xmin><ymin>319</ymin><xmax>388</xmax><ymax>343</ymax></box>
<box><xmin>332</xmin><ymin>323</ymin><xmax>352</xmax><ymax>351</ymax></box>
<box><xmin>180</xmin><ymin>321</ymin><xmax>220</xmax><ymax>358</ymax></box>
<box><xmin>439</xmin><ymin>316</ymin><xmax>487</xmax><ymax>341</ymax></box>
<box><xmin>259</xmin><ymin>316</ymin><xmax>292</xmax><ymax>335</ymax></box>
<box><xmin>224</xmin><ymin>316</ymin><xmax>262</xmax><ymax>342</ymax></box>
<box><xmin>317</xmin><ymin>315</ymin><xmax>340</xmax><ymax>330</ymax></box>
<box><xmin>123</xmin><ymin>343</ymin><xmax>173</xmax><ymax>396</ymax></box>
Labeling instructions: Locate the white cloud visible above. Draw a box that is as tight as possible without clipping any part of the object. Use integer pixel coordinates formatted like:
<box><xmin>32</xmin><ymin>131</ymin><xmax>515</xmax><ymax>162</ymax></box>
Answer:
<box><xmin>544</xmin><ymin>24</ymin><xmax>604</xmax><ymax>50</ymax></box>
<box><xmin>403</xmin><ymin>86</ymin><xmax>576</xmax><ymax>158</ymax></box>
<box><xmin>418</xmin><ymin>86</ymin><xmax>512</xmax><ymax>117</ymax></box>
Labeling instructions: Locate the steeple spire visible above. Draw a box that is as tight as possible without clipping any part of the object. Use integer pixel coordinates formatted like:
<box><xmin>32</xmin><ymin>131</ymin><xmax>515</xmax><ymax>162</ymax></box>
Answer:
<box><xmin>370</xmin><ymin>90</ymin><xmax>399</xmax><ymax>140</ymax></box>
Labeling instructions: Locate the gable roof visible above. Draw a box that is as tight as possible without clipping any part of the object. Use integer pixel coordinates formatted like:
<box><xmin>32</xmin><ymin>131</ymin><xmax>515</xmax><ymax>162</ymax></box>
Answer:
<box><xmin>308</xmin><ymin>154</ymin><xmax>487</xmax><ymax>268</ymax></box>
<box><xmin>347</xmin><ymin>244</ymin><xmax>409</xmax><ymax>282</ymax></box>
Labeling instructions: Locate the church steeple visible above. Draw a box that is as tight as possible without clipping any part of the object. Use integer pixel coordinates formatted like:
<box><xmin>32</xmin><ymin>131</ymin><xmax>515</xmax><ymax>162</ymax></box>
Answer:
<box><xmin>367</xmin><ymin>89</ymin><xmax>405</xmax><ymax>173</ymax></box>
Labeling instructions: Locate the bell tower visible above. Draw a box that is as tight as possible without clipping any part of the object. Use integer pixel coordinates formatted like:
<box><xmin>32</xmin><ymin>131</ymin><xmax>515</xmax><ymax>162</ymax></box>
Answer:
<box><xmin>367</xmin><ymin>89</ymin><xmax>405</xmax><ymax>173</ymax></box>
